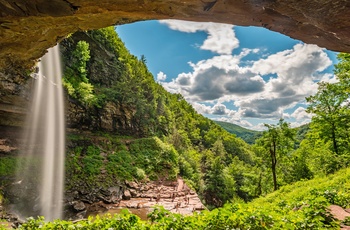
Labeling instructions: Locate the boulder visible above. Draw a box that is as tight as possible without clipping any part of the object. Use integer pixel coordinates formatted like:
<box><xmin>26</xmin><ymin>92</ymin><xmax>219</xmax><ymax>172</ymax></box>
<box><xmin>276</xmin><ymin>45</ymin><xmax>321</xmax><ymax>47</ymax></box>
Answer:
<box><xmin>123</xmin><ymin>190</ymin><xmax>131</xmax><ymax>200</ymax></box>
<box><xmin>72</xmin><ymin>201</ymin><xmax>86</xmax><ymax>212</ymax></box>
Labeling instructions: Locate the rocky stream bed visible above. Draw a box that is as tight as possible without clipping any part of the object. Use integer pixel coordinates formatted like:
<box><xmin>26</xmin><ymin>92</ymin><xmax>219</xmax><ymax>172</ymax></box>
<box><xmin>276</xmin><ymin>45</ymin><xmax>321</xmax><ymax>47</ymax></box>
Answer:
<box><xmin>69</xmin><ymin>178</ymin><xmax>206</xmax><ymax>220</ymax></box>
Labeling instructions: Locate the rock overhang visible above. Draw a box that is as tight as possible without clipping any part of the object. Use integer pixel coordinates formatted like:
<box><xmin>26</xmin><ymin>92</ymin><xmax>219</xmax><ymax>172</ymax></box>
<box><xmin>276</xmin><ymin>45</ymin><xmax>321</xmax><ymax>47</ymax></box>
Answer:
<box><xmin>0</xmin><ymin>0</ymin><xmax>349</xmax><ymax>71</ymax></box>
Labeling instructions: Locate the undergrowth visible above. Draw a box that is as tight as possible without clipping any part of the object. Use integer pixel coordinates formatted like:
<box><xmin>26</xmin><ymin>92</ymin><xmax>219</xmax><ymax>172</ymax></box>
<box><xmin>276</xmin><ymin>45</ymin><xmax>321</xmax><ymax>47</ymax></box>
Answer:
<box><xmin>17</xmin><ymin>168</ymin><xmax>350</xmax><ymax>229</ymax></box>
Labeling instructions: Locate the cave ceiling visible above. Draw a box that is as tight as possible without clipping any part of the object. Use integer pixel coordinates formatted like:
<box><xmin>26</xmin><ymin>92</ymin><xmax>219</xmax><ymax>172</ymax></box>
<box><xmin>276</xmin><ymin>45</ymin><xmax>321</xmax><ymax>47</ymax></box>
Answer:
<box><xmin>0</xmin><ymin>0</ymin><xmax>349</xmax><ymax>70</ymax></box>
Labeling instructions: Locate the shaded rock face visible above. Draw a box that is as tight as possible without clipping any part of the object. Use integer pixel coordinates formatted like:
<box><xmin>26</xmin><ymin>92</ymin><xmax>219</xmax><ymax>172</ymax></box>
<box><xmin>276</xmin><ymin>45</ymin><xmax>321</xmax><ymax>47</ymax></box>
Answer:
<box><xmin>0</xmin><ymin>0</ymin><xmax>350</xmax><ymax>72</ymax></box>
<box><xmin>0</xmin><ymin>70</ymin><xmax>31</xmax><ymax>127</ymax></box>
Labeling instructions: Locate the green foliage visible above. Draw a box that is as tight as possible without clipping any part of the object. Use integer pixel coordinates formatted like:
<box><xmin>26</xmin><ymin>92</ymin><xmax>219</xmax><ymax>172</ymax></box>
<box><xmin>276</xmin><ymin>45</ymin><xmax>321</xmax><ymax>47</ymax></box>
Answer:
<box><xmin>106</xmin><ymin>150</ymin><xmax>134</xmax><ymax>180</ymax></box>
<box><xmin>59</xmin><ymin>28</ymin><xmax>350</xmax><ymax>212</ymax></box>
<box><xmin>19</xmin><ymin>167</ymin><xmax>350</xmax><ymax>229</ymax></box>
<box><xmin>66</xmin><ymin>136</ymin><xmax>180</xmax><ymax>187</ymax></box>
<box><xmin>134</xmin><ymin>167</ymin><xmax>146</xmax><ymax>181</ymax></box>
<box><xmin>19</xmin><ymin>212</ymin><xmax>145</xmax><ymax>229</ymax></box>
<box><xmin>62</xmin><ymin>40</ymin><xmax>97</xmax><ymax>106</ymax></box>
<box><xmin>294</xmin><ymin>123</ymin><xmax>310</xmax><ymax>147</ymax></box>
<box><xmin>306</xmin><ymin>81</ymin><xmax>349</xmax><ymax>155</ymax></box>
<box><xmin>60</xmin><ymin>27</ymin><xmax>266</xmax><ymax>205</ymax></box>
<box><xmin>130</xmin><ymin>137</ymin><xmax>179</xmax><ymax>180</ymax></box>
<box><xmin>83</xmin><ymin>155</ymin><xmax>103</xmax><ymax>177</ymax></box>
<box><xmin>65</xmin><ymin>145</ymin><xmax>103</xmax><ymax>183</ymax></box>
<box><xmin>306</xmin><ymin>52</ymin><xmax>350</xmax><ymax>156</ymax></box>
<box><xmin>178</xmin><ymin>149</ymin><xmax>201</xmax><ymax>189</ymax></box>
<box><xmin>254</xmin><ymin>119</ymin><xmax>296</xmax><ymax>191</ymax></box>
<box><xmin>0</xmin><ymin>156</ymin><xmax>18</xmax><ymax>178</ymax></box>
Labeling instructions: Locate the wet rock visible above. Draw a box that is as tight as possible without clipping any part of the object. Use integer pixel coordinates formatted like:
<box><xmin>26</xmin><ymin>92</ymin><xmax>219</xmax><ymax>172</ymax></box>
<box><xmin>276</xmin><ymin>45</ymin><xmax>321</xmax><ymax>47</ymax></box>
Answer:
<box><xmin>129</xmin><ymin>189</ymin><xmax>138</xmax><ymax>197</ymax></box>
<box><xmin>123</xmin><ymin>190</ymin><xmax>131</xmax><ymax>200</ymax></box>
<box><xmin>72</xmin><ymin>201</ymin><xmax>86</xmax><ymax>212</ymax></box>
<box><xmin>108</xmin><ymin>186</ymin><xmax>122</xmax><ymax>196</ymax></box>
<box><xmin>117</xmin><ymin>178</ymin><xmax>206</xmax><ymax>216</ymax></box>
<box><xmin>76</xmin><ymin>210</ymin><xmax>87</xmax><ymax>220</ymax></box>
<box><xmin>0</xmin><ymin>210</ymin><xmax>23</xmax><ymax>229</ymax></box>
<box><xmin>82</xmin><ymin>178</ymin><xmax>206</xmax><ymax>219</ymax></box>
<box><xmin>126</xmin><ymin>181</ymin><xmax>138</xmax><ymax>189</ymax></box>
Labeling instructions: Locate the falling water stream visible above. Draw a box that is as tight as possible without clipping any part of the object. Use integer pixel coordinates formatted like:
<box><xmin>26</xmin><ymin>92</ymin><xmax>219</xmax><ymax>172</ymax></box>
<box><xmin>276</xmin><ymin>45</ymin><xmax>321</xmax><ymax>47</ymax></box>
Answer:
<box><xmin>15</xmin><ymin>45</ymin><xmax>65</xmax><ymax>221</ymax></box>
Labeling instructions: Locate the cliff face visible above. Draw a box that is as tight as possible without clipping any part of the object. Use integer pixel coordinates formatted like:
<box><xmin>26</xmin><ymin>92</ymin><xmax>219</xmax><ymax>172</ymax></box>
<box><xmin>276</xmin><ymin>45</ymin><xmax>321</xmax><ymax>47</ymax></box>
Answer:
<box><xmin>0</xmin><ymin>0</ymin><xmax>349</xmax><ymax>71</ymax></box>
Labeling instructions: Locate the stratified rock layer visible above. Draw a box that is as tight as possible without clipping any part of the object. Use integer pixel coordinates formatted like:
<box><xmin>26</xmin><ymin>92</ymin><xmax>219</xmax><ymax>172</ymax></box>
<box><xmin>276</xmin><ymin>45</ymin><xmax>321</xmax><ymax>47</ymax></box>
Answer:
<box><xmin>0</xmin><ymin>0</ymin><xmax>350</xmax><ymax>70</ymax></box>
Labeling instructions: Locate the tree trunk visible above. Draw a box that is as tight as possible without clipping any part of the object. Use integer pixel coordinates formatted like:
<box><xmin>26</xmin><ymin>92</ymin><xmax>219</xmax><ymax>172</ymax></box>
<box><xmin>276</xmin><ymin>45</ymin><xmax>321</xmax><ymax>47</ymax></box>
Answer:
<box><xmin>331</xmin><ymin>122</ymin><xmax>339</xmax><ymax>155</ymax></box>
<box><xmin>270</xmin><ymin>141</ymin><xmax>278</xmax><ymax>191</ymax></box>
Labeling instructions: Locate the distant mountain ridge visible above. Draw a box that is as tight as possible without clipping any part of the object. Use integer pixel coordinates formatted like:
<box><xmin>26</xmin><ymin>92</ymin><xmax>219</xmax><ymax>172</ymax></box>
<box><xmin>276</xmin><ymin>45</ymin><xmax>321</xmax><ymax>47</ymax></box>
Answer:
<box><xmin>215</xmin><ymin>121</ymin><xmax>310</xmax><ymax>145</ymax></box>
<box><xmin>214</xmin><ymin>121</ymin><xmax>262</xmax><ymax>144</ymax></box>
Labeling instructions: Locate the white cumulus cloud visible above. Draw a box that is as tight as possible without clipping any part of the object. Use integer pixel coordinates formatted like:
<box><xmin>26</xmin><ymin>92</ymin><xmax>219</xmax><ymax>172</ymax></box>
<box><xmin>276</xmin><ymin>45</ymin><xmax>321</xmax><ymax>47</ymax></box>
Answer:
<box><xmin>157</xmin><ymin>21</ymin><xmax>334</xmax><ymax>129</ymax></box>
<box><xmin>156</xmin><ymin>71</ymin><xmax>167</xmax><ymax>81</ymax></box>
<box><xmin>159</xmin><ymin>20</ymin><xmax>239</xmax><ymax>55</ymax></box>
<box><xmin>291</xmin><ymin>107</ymin><xmax>313</xmax><ymax>121</ymax></box>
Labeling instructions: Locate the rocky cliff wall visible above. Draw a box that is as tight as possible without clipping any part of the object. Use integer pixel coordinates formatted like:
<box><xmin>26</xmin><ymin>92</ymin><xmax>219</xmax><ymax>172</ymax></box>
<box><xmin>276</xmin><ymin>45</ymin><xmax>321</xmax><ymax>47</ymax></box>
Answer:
<box><xmin>0</xmin><ymin>0</ymin><xmax>350</xmax><ymax>71</ymax></box>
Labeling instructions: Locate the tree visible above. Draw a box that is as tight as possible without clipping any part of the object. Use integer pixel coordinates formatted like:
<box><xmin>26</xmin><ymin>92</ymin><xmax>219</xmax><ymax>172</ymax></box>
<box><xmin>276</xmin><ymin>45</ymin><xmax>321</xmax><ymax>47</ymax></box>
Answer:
<box><xmin>63</xmin><ymin>40</ymin><xmax>97</xmax><ymax>106</ymax></box>
<box><xmin>255</xmin><ymin>119</ymin><xmax>295</xmax><ymax>191</ymax></box>
<box><xmin>306</xmin><ymin>53</ymin><xmax>350</xmax><ymax>155</ymax></box>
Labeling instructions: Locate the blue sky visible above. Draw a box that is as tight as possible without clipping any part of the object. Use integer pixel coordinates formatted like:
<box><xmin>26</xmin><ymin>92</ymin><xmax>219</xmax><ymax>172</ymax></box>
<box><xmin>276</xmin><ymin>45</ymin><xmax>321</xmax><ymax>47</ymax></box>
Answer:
<box><xmin>116</xmin><ymin>20</ymin><xmax>338</xmax><ymax>130</ymax></box>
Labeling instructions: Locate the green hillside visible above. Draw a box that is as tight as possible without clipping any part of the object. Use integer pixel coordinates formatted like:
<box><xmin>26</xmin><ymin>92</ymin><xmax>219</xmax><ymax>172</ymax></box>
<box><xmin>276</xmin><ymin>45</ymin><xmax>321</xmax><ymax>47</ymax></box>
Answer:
<box><xmin>59</xmin><ymin>27</ymin><xmax>259</xmax><ymax>207</ymax></box>
<box><xmin>215</xmin><ymin>120</ymin><xmax>262</xmax><ymax>144</ymax></box>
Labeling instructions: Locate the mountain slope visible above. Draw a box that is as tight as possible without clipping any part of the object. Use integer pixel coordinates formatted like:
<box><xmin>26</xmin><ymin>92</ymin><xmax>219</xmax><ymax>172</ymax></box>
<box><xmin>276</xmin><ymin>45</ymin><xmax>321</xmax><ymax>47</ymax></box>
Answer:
<box><xmin>59</xmin><ymin>27</ymin><xmax>259</xmax><ymax>209</ymax></box>
<box><xmin>215</xmin><ymin>121</ymin><xmax>262</xmax><ymax>144</ymax></box>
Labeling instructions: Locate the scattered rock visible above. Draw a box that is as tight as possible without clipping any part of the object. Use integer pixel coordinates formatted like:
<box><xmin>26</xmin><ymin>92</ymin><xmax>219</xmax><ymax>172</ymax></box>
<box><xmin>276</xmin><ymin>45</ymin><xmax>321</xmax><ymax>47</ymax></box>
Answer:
<box><xmin>123</xmin><ymin>190</ymin><xmax>131</xmax><ymax>200</ymax></box>
<box><xmin>117</xmin><ymin>178</ymin><xmax>205</xmax><ymax>216</ymax></box>
<box><xmin>0</xmin><ymin>211</ymin><xmax>23</xmax><ymax>229</ymax></box>
<box><xmin>76</xmin><ymin>210</ymin><xmax>87</xmax><ymax>220</ymax></box>
<box><xmin>72</xmin><ymin>201</ymin><xmax>86</xmax><ymax>212</ymax></box>
<box><xmin>83</xmin><ymin>178</ymin><xmax>206</xmax><ymax>219</ymax></box>
<box><xmin>126</xmin><ymin>181</ymin><xmax>138</xmax><ymax>189</ymax></box>
<box><xmin>329</xmin><ymin>205</ymin><xmax>350</xmax><ymax>221</ymax></box>
<box><xmin>0</xmin><ymin>139</ymin><xmax>17</xmax><ymax>153</ymax></box>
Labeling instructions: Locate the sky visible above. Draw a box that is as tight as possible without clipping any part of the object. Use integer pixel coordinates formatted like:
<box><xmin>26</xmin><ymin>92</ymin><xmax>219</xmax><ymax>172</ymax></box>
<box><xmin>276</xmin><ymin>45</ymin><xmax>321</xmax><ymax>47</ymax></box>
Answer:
<box><xmin>115</xmin><ymin>20</ymin><xmax>339</xmax><ymax>131</ymax></box>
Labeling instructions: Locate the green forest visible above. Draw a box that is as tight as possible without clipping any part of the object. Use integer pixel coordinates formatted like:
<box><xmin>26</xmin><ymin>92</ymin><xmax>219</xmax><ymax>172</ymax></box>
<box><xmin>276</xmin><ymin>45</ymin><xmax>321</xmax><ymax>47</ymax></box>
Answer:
<box><xmin>2</xmin><ymin>27</ymin><xmax>350</xmax><ymax>229</ymax></box>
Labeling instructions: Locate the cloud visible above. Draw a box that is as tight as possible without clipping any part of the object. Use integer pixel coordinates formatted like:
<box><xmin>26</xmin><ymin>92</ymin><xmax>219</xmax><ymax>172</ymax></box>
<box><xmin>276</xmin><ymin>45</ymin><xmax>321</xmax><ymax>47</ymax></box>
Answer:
<box><xmin>156</xmin><ymin>71</ymin><xmax>167</xmax><ymax>81</ymax></box>
<box><xmin>161</xmin><ymin>43</ymin><xmax>332</xmax><ymax>123</ymax></box>
<box><xmin>291</xmin><ymin>107</ymin><xmax>313</xmax><ymax>121</ymax></box>
<box><xmin>251</xmin><ymin>44</ymin><xmax>331</xmax><ymax>76</ymax></box>
<box><xmin>234</xmin><ymin>43</ymin><xmax>333</xmax><ymax>119</ymax></box>
<box><xmin>215</xmin><ymin>116</ymin><xmax>254</xmax><ymax>128</ymax></box>
<box><xmin>157</xmin><ymin>23</ymin><xmax>334</xmax><ymax>128</ymax></box>
<box><xmin>192</xmin><ymin>102</ymin><xmax>229</xmax><ymax>115</ymax></box>
<box><xmin>162</xmin><ymin>50</ymin><xmax>265</xmax><ymax>102</ymax></box>
<box><xmin>212</xmin><ymin>104</ymin><xmax>228</xmax><ymax>115</ymax></box>
<box><xmin>238</xmin><ymin>96</ymin><xmax>303</xmax><ymax>118</ymax></box>
<box><xmin>191</xmin><ymin>102</ymin><xmax>212</xmax><ymax>114</ymax></box>
<box><xmin>175</xmin><ymin>73</ymin><xmax>191</xmax><ymax>86</ymax></box>
<box><xmin>251</xmin><ymin>43</ymin><xmax>332</xmax><ymax>98</ymax></box>
<box><xmin>192</xmin><ymin>102</ymin><xmax>244</xmax><ymax>118</ymax></box>
<box><xmin>160</xmin><ymin>20</ymin><xmax>239</xmax><ymax>54</ymax></box>
<box><xmin>188</xmin><ymin>67</ymin><xmax>265</xmax><ymax>101</ymax></box>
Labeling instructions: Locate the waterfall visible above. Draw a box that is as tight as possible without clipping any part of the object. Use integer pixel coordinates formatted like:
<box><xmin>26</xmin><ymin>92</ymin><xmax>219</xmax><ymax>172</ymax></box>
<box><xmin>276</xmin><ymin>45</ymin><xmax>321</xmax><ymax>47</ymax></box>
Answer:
<box><xmin>15</xmin><ymin>45</ymin><xmax>65</xmax><ymax>221</ymax></box>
